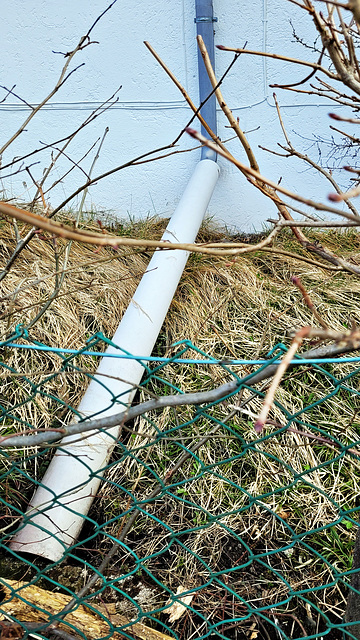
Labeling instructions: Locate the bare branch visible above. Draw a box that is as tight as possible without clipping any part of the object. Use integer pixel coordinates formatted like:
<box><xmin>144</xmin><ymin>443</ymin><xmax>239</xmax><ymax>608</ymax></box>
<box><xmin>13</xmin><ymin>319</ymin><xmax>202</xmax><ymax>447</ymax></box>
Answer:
<box><xmin>0</xmin><ymin>200</ymin><xmax>283</xmax><ymax>256</ymax></box>
<box><xmin>144</xmin><ymin>40</ymin><xmax>234</xmax><ymax>155</ymax></box>
<box><xmin>0</xmin><ymin>0</ymin><xmax>118</xmax><ymax>156</ymax></box>
<box><xmin>0</xmin><ymin>88</ymin><xmax>121</xmax><ymax>173</ymax></box>
<box><xmin>272</xmin><ymin>93</ymin><xmax>360</xmax><ymax>216</ymax></box>
<box><xmin>187</xmin><ymin>127</ymin><xmax>360</xmax><ymax>274</ymax></box>
<box><xmin>255</xmin><ymin>324</ymin><xmax>360</xmax><ymax>433</ymax></box>
<box><xmin>0</xmin><ymin>380</ymin><xmax>240</xmax><ymax>448</ymax></box>
<box><xmin>2</xmin><ymin>334</ymin><xmax>360</xmax><ymax>449</ymax></box>
<box><xmin>270</xmin><ymin>48</ymin><xmax>325</xmax><ymax>89</ymax></box>
<box><xmin>197</xmin><ymin>36</ymin><xmax>259</xmax><ymax>171</ymax></box>
<box><xmin>185</xmin><ymin>128</ymin><xmax>360</xmax><ymax>222</ymax></box>
<box><xmin>216</xmin><ymin>45</ymin><xmax>338</xmax><ymax>79</ymax></box>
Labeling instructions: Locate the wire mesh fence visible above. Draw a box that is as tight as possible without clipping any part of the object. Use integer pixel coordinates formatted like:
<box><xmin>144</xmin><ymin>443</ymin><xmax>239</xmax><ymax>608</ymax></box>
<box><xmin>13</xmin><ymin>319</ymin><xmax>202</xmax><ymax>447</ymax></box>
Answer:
<box><xmin>1</xmin><ymin>326</ymin><xmax>360</xmax><ymax>640</ymax></box>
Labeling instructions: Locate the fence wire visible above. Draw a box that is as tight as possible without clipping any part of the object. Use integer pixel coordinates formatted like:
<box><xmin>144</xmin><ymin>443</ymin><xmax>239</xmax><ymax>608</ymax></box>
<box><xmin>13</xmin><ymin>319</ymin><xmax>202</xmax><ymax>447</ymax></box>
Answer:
<box><xmin>1</xmin><ymin>326</ymin><xmax>360</xmax><ymax>640</ymax></box>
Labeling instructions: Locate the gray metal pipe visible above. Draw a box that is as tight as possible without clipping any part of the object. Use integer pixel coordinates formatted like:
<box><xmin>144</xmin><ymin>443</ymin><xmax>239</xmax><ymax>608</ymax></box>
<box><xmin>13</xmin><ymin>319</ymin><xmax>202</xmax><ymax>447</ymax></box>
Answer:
<box><xmin>195</xmin><ymin>0</ymin><xmax>218</xmax><ymax>161</ymax></box>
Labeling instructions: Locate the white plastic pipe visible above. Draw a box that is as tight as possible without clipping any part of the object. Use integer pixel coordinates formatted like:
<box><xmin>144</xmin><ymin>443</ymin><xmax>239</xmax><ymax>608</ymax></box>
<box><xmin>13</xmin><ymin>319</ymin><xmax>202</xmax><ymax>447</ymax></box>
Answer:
<box><xmin>10</xmin><ymin>159</ymin><xmax>220</xmax><ymax>561</ymax></box>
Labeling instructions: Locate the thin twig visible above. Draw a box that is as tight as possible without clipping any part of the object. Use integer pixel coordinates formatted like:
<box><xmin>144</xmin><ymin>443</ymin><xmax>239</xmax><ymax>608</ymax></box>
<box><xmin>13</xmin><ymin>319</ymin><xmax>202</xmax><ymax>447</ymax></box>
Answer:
<box><xmin>0</xmin><ymin>88</ymin><xmax>121</xmax><ymax>173</ymax></box>
<box><xmin>288</xmin><ymin>426</ymin><xmax>360</xmax><ymax>457</ymax></box>
<box><xmin>272</xmin><ymin>93</ymin><xmax>359</xmax><ymax>217</ymax></box>
<box><xmin>144</xmin><ymin>41</ymin><xmax>221</xmax><ymax>148</ymax></box>
<box><xmin>25</xmin><ymin>128</ymin><xmax>110</xmax><ymax>330</ymax></box>
<box><xmin>216</xmin><ymin>45</ymin><xmax>338</xmax><ymax>79</ymax></box>
<box><xmin>196</xmin><ymin>53</ymin><xmax>360</xmax><ymax>274</ymax></box>
<box><xmin>0</xmin><ymin>0</ymin><xmax>118</xmax><ymax>156</ymax></box>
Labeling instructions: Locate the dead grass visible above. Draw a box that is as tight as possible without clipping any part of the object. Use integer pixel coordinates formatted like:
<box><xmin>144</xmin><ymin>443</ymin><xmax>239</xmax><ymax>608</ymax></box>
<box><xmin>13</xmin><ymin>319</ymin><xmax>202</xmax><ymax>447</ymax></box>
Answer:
<box><xmin>1</xmin><ymin>212</ymin><xmax>360</xmax><ymax>635</ymax></box>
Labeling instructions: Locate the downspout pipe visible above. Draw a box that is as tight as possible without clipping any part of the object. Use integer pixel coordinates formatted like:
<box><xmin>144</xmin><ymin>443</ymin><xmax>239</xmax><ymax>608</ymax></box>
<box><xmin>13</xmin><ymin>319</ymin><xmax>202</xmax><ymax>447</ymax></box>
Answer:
<box><xmin>195</xmin><ymin>0</ymin><xmax>218</xmax><ymax>160</ymax></box>
<box><xmin>10</xmin><ymin>0</ymin><xmax>219</xmax><ymax>562</ymax></box>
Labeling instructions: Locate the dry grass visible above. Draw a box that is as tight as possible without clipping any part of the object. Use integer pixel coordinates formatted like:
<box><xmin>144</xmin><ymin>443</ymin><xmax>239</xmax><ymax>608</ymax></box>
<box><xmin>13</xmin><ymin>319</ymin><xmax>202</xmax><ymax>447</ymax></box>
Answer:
<box><xmin>1</xmin><ymin>212</ymin><xmax>360</xmax><ymax>636</ymax></box>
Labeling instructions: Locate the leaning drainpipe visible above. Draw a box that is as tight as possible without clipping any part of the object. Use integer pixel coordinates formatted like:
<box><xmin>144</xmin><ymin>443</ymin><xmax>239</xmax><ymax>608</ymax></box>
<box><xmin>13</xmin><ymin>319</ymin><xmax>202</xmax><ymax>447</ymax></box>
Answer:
<box><xmin>10</xmin><ymin>0</ymin><xmax>219</xmax><ymax>562</ymax></box>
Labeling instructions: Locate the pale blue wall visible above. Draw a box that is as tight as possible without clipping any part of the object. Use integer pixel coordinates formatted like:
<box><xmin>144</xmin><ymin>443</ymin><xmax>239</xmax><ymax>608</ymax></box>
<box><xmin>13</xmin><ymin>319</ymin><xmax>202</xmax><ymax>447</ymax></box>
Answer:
<box><xmin>1</xmin><ymin>1</ymin><xmax>344</xmax><ymax>230</ymax></box>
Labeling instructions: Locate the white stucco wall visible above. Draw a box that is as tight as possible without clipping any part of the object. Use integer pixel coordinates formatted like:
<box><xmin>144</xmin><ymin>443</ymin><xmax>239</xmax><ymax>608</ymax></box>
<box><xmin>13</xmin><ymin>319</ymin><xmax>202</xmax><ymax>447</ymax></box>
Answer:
<box><xmin>1</xmin><ymin>1</ymin><xmax>345</xmax><ymax>231</ymax></box>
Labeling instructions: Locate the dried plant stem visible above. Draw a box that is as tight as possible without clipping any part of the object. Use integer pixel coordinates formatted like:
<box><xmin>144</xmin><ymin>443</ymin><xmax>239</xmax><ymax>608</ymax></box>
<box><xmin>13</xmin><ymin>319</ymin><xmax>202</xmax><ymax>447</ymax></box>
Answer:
<box><xmin>291</xmin><ymin>275</ymin><xmax>329</xmax><ymax>329</ymax></box>
<box><xmin>254</xmin><ymin>327</ymin><xmax>310</xmax><ymax>433</ymax></box>
<box><xmin>0</xmin><ymin>252</ymin><xmax>139</xmax><ymax>303</ymax></box>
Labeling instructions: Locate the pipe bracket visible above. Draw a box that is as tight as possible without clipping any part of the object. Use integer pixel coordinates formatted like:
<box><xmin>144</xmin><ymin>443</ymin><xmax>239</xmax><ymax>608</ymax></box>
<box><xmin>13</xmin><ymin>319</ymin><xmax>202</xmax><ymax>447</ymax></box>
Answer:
<box><xmin>194</xmin><ymin>16</ymin><xmax>218</xmax><ymax>22</ymax></box>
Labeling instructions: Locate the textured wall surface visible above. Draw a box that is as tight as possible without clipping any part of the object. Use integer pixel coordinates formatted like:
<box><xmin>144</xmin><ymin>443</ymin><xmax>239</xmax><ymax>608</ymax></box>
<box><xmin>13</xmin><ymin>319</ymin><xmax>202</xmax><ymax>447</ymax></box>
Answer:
<box><xmin>1</xmin><ymin>1</ymin><xmax>344</xmax><ymax>231</ymax></box>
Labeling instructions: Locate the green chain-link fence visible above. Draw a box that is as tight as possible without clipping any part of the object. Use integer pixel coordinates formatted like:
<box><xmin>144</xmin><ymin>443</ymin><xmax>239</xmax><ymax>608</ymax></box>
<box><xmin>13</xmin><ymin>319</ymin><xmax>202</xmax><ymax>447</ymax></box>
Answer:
<box><xmin>1</xmin><ymin>326</ymin><xmax>360</xmax><ymax>640</ymax></box>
